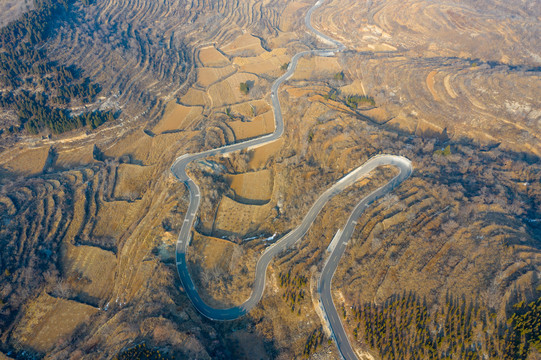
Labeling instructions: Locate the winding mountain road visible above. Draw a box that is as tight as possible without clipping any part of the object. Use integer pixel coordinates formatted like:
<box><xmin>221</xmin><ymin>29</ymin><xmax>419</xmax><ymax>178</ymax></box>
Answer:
<box><xmin>171</xmin><ymin>0</ymin><xmax>412</xmax><ymax>358</ymax></box>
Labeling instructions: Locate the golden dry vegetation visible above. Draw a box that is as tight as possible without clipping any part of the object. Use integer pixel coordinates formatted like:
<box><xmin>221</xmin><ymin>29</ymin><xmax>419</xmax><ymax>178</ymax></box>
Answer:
<box><xmin>214</xmin><ymin>196</ymin><xmax>274</xmax><ymax>235</ymax></box>
<box><xmin>221</xmin><ymin>33</ymin><xmax>266</xmax><ymax>57</ymax></box>
<box><xmin>113</xmin><ymin>164</ymin><xmax>155</xmax><ymax>200</ymax></box>
<box><xmin>208</xmin><ymin>72</ymin><xmax>261</xmax><ymax>107</ymax></box>
<box><xmin>315</xmin><ymin>0</ymin><xmax>540</xmax><ymax>65</ymax></box>
<box><xmin>291</xmin><ymin>56</ymin><xmax>343</xmax><ymax>81</ymax></box>
<box><xmin>225</xmin><ymin>169</ymin><xmax>273</xmax><ymax>203</ymax></box>
<box><xmin>11</xmin><ymin>293</ymin><xmax>98</xmax><ymax>353</ymax></box>
<box><xmin>0</xmin><ymin>0</ymin><xmax>540</xmax><ymax>358</ymax></box>
<box><xmin>152</xmin><ymin>102</ymin><xmax>202</xmax><ymax>134</ymax></box>
<box><xmin>196</xmin><ymin>65</ymin><xmax>237</xmax><ymax>88</ymax></box>
<box><xmin>233</xmin><ymin>48</ymin><xmax>291</xmax><ymax>76</ymax></box>
<box><xmin>228</xmin><ymin>111</ymin><xmax>275</xmax><ymax>141</ymax></box>
<box><xmin>0</xmin><ymin>146</ymin><xmax>51</xmax><ymax>176</ymax></box>
<box><xmin>198</xmin><ymin>47</ymin><xmax>231</xmax><ymax>68</ymax></box>
<box><xmin>62</xmin><ymin>244</ymin><xmax>117</xmax><ymax>304</ymax></box>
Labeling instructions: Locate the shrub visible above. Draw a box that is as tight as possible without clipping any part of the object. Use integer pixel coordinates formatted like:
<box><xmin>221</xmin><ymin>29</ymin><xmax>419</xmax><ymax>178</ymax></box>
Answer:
<box><xmin>240</xmin><ymin>82</ymin><xmax>250</xmax><ymax>95</ymax></box>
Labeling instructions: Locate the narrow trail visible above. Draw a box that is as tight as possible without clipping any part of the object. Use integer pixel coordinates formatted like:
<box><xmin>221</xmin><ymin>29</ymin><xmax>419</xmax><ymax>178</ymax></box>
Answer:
<box><xmin>171</xmin><ymin>0</ymin><xmax>413</xmax><ymax>358</ymax></box>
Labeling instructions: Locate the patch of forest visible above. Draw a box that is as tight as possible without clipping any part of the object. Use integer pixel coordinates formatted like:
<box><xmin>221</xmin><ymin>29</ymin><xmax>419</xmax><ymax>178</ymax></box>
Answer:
<box><xmin>323</xmin><ymin>88</ymin><xmax>376</xmax><ymax>109</ymax></box>
<box><xmin>114</xmin><ymin>343</ymin><xmax>170</xmax><ymax>360</ymax></box>
<box><xmin>350</xmin><ymin>290</ymin><xmax>541</xmax><ymax>359</ymax></box>
<box><xmin>0</xmin><ymin>91</ymin><xmax>115</xmax><ymax>134</ymax></box>
<box><xmin>278</xmin><ymin>270</ymin><xmax>308</xmax><ymax>315</ymax></box>
<box><xmin>0</xmin><ymin>0</ymin><xmax>117</xmax><ymax>135</ymax></box>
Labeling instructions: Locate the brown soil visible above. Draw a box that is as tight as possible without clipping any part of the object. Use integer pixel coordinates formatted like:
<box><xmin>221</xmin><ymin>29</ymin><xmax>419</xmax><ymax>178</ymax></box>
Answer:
<box><xmin>1</xmin><ymin>146</ymin><xmax>50</xmax><ymax>176</ymax></box>
<box><xmin>225</xmin><ymin>169</ymin><xmax>273</xmax><ymax>203</ymax></box>
<box><xmin>153</xmin><ymin>102</ymin><xmax>202</xmax><ymax>134</ymax></box>
<box><xmin>229</xmin><ymin>111</ymin><xmax>275</xmax><ymax>141</ymax></box>
<box><xmin>426</xmin><ymin>70</ymin><xmax>440</xmax><ymax>101</ymax></box>
<box><xmin>208</xmin><ymin>72</ymin><xmax>260</xmax><ymax>107</ymax></box>
<box><xmin>196</xmin><ymin>65</ymin><xmax>237</xmax><ymax>88</ymax></box>
<box><xmin>62</xmin><ymin>244</ymin><xmax>117</xmax><ymax>303</ymax></box>
<box><xmin>12</xmin><ymin>293</ymin><xmax>98</xmax><ymax>353</ymax></box>
<box><xmin>214</xmin><ymin>196</ymin><xmax>273</xmax><ymax>236</ymax></box>
<box><xmin>198</xmin><ymin>46</ymin><xmax>231</xmax><ymax>67</ymax></box>
<box><xmin>221</xmin><ymin>34</ymin><xmax>266</xmax><ymax>57</ymax></box>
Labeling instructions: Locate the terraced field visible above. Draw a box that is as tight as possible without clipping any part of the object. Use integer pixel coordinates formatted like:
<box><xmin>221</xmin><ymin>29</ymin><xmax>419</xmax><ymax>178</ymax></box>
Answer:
<box><xmin>0</xmin><ymin>0</ymin><xmax>539</xmax><ymax>358</ymax></box>
<box><xmin>44</xmin><ymin>0</ymin><xmax>291</xmax><ymax>119</ymax></box>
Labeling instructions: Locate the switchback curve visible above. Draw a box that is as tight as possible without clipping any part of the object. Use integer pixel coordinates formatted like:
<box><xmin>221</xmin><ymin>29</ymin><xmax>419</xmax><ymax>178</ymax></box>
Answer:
<box><xmin>171</xmin><ymin>0</ymin><xmax>412</xmax><ymax>358</ymax></box>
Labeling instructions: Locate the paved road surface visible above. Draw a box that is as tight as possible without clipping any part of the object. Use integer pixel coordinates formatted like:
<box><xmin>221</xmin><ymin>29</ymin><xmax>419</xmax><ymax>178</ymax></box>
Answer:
<box><xmin>171</xmin><ymin>0</ymin><xmax>413</xmax><ymax>357</ymax></box>
<box><xmin>318</xmin><ymin>156</ymin><xmax>412</xmax><ymax>360</ymax></box>
<box><xmin>170</xmin><ymin>0</ymin><xmax>345</xmax><ymax>320</ymax></box>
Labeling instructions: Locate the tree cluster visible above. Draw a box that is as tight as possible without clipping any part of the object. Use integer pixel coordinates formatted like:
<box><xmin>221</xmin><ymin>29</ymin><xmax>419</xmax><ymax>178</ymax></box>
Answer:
<box><xmin>334</xmin><ymin>71</ymin><xmax>344</xmax><ymax>81</ymax></box>
<box><xmin>0</xmin><ymin>91</ymin><xmax>115</xmax><ymax>134</ymax></box>
<box><xmin>434</xmin><ymin>145</ymin><xmax>452</xmax><ymax>156</ymax></box>
<box><xmin>506</xmin><ymin>295</ymin><xmax>541</xmax><ymax>358</ymax></box>
<box><xmin>351</xmin><ymin>291</ymin><xmax>541</xmax><ymax>360</ymax></box>
<box><xmin>322</xmin><ymin>88</ymin><xmax>375</xmax><ymax>108</ymax></box>
<box><xmin>278</xmin><ymin>270</ymin><xmax>308</xmax><ymax>315</ymax></box>
<box><xmin>239</xmin><ymin>82</ymin><xmax>250</xmax><ymax>95</ymax></box>
<box><xmin>0</xmin><ymin>0</ymin><xmax>115</xmax><ymax>135</ymax></box>
<box><xmin>114</xmin><ymin>343</ymin><xmax>169</xmax><ymax>360</ymax></box>
<box><xmin>303</xmin><ymin>327</ymin><xmax>324</xmax><ymax>357</ymax></box>
<box><xmin>0</xmin><ymin>0</ymin><xmax>72</xmax><ymax>48</ymax></box>
<box><xmin>345</xmin><ymin>94</ymin><xmax>375</xmax><ymax>109</ymax></box>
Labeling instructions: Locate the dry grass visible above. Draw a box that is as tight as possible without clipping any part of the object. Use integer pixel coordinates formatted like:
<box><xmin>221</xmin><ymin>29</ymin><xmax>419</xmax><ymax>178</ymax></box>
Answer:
<box><xmin>291</xmin><ymin>56</ymin><xmax>343</xmax><ymax>81</ymax></box>
<box><xmin>229</xmin><ymin>99</ymin><xmax>271</xmax><ymax>118</ymax></box>
<box><xmin>278</xmin><ymin>1</ymin><xmax>311</xmax><ymax>32</ymax></box>
<box><xmin>179</xmin><ymin>88</ymin><xmax>211</xmax><ymax>107</ymax></box>
<box><xmin>359</xmin><ymin>107</ymin><xmax>391</xmax><ymax>123</ymax></box>
<box><xmin>191</xmin><ymin>231</ymin><xmax>236</xmax><ymax>270</ymax></box>
<box><xmin>208</xmin><ymin>72</ymin><xmax>259</xmax><ymax>107</ymax></box>
<box><xmin>233</xmin><ymin>48</ymin><xmax>290</xmax><ymax>76</ymax></box>
<box><xmin>113</xmin><ymin>164</ymin><xmax>155</xmax><ymax>200</ymax></box>
<box><xmin>214</xmin><ymin>196</ymin><xmax>273</xmax><ymax>235</ymax></box>
<box><xmin>426</xmin><ymin>70</ymin><xmax>440</xmax><ymax>101</ymax></box>
<box><xmin>198</xmin><ymin>46</ymin><xmax>230</xmax><ymax>67</ymax></box>
<box><xmin>0</xmin><ymin>0</ymin><xmax>538</xmax><ymax>357</ymax></box>
<box><xmin>339</xmin><ymin>79</ymin><xmax>367</xmax><ymax>96</ymax></box>
<box><xmin>443</xmin><ymin>74</ymin><xmax>458</xmax><ymax>98</ymax></box>
<box><xmin>366</xmin><ymin>43</ymin><xmax>397</xmax><ymax>52</ymax></box>
<box><xmin>221</xmin><ymin>33</ymin><xmax>266</xmax><ymax>57</ymax></box>
<box><xmin>92</xmin><ymin>199</ymin><xmax>145</xmax><ymax>239</ymax></box>
<box><xmin>386</xmin><ymin>115</ymin><xmax>421</xmax><ymax>133</ymax></box>
<box><xmin>225</xmin><ymin>169</ymin><xmax>273</xmax><ymax>203</ymax></box>
<box><xmin>196</xmin><ymin>65</ymin><xmax>237</xmax><ymax>88</ymax></box>
<box><xmin>247</xmin><ymin>138</ymin><xmax>283</xmax><ymax>170</ymax></box>
<box><xmin>2</xmin><ymin>146</ymin><xmax>50</xmax><ymax>175</ymax></box>
<box><xmin>267</xmin><ymin>32</ymin><xmax>299</xmax><ymax>48</ymax></box>
<box><xmin>320</xmin><ymin>0</ymin><xmax>539</xmax><ymax>65</ymax></box>
<box><xmin>285</xmin><ymin>85</ymin><xmax>330</xmax><ymax>99</ymax></box>
<box><xmin>228</xmin><ymin>330</ymin><xmax>270</xmax><ymax>360</ymax></box>
<box><xmin>54</xmin><ymin>144</ymin><xmax>96</xmax><ymax>168</ymax></box>
<box><xmin>153</xmin><ymin>102</ymin><xmax>202</xmax><ymax>133</ymax></box>
<box><xmin>103</xmin><ymin>128</ymin><xmax>197</xmax><ymax>165</ymax></box>
<box><xmin>229</xmin><ymin>111</ymin><xmax>274</xmax><ymax>141</ymax></box>
<box><xmin>188</xmin><ymin>230</ymin><xmax>260</xmax><ymax>308</ymax></box>
<box><xmin>62</xmin><ymin>244</ymin><xmax>117</xmax><ymax>302</ymax></box>
<box><xmin>12</xmin><ymin>293</ymin><xmax>98</xmax><ymax>353</ymax></box>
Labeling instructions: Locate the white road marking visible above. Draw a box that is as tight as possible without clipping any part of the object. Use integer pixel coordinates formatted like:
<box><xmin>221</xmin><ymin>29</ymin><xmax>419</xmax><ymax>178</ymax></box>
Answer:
<box><xmin>168</xmin><ymin>3</ymin><xmax>413</xmax><ymax>359</ymax></box>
